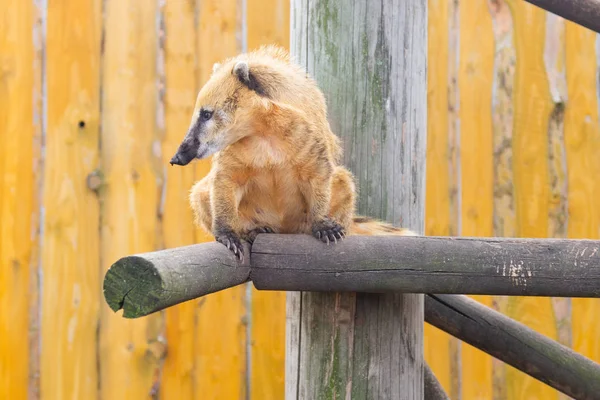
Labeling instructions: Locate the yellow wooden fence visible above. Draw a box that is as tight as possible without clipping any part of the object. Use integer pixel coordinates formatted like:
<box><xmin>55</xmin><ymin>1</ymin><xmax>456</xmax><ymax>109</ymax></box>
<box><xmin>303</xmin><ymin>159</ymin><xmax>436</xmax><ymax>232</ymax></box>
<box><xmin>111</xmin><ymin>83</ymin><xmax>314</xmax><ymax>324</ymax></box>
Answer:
<box><xmin>0</xmin><ymin>0</ymin><xmax>599</xmax><ymax>399</ymax></box>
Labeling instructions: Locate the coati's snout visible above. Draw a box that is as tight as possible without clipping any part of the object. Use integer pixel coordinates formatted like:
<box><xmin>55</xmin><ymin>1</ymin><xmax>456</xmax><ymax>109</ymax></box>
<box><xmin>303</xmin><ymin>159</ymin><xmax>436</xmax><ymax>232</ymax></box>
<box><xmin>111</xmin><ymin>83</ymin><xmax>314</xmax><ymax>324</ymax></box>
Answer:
<box><xmin>171</xmin><ymin>108</ymin><xmax>219</xmax><ymax>166</ymax></box>
<box><xmin>170</xmin><ymin>137</ymin><xmax>197</xmax><ymax>166</ymax></box>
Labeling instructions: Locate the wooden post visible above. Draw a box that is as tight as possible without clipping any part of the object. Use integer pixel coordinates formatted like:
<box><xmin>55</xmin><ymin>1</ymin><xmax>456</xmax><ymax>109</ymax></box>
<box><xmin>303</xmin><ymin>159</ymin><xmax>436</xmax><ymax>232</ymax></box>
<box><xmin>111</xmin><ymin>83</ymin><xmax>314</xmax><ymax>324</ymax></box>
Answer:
<box><xmin>288</xmin><ymin>0</ymin><xmax>427</xmax><ymax>398</ymax></box>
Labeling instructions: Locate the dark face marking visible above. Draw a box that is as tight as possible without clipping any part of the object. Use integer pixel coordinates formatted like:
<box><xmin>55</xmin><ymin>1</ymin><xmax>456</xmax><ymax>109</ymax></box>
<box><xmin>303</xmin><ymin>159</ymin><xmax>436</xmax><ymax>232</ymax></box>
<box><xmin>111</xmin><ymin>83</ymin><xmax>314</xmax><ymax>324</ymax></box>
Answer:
<box><xmin>233</xmin><ymin>61</ymin><xmax>271</xmax><ymax>98</ymax></box>
<box><xmin>170</xmin><ymin>109</ymin><xmax>212</xmax><ymax>166</ymax></box>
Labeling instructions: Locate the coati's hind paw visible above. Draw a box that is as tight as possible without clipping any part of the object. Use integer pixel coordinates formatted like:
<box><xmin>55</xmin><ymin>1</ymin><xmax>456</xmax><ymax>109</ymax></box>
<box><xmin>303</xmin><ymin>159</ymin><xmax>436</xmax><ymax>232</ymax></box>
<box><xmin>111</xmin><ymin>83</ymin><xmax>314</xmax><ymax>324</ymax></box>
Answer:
<box><xmin>215</xmin><ymin>229</ymin><xmax>244</xmax><ymax>262</ymax></box>
<box><xmin>312</xmin><ymin>218</ymin><xmax>345</xmax><ymax>244</ymax></box>
<box><xmin>242</xmin><ymin>226</ymin><xmax>275</xmax><ymax>244</ymax></box>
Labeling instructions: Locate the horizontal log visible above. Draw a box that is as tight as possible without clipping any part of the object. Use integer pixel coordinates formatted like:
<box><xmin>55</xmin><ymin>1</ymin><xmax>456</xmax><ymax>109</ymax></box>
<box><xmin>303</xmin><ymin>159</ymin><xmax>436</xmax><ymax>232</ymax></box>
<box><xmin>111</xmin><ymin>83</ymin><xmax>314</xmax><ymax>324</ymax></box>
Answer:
<box><xmin>251</xmin><ymin>234</ymin><xmax>600</xmax><ymax>296</ymax></box>
<box><xmin>525</xmin><ymin>0</ymin><xmax>600</xmax><ymax>34</ymax></box>
<box><xmin>103</xmin><ymin>242</ymin><xmax>250</xmax><ymax>318</ymax></box>
<box><xmin>425</xmin><ymin>294</ymin><xmax>600</xmax><ymax>400</ymax></box>
<box><xmin>103</xmin><ymin>234</ymin><xmax>600</xmax><ymax>318</ymax></box>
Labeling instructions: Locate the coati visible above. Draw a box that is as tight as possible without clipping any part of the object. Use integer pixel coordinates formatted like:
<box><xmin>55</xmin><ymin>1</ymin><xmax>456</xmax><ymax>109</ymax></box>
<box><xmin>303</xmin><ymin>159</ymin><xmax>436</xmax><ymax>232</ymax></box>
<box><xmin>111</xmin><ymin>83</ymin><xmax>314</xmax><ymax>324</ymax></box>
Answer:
<box><xmin>170</xmin><ymin>45</ymin><xmax>415</xmax><ymax>261</ymax></box>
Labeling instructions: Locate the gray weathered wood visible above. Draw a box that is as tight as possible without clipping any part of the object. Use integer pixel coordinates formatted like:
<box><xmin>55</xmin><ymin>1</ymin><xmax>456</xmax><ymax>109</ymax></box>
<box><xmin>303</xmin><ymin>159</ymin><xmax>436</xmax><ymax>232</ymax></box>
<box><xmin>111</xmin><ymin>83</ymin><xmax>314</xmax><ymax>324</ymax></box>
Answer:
<box><xmin>424</xmin><ymin>363</ymin><xmax>450</xmax><ymax>400</ymax></box>
<box><xmin>425</xmin><ymin>294</ymin><xmax>600</xmax><ymax>400</ymax></box>
<box><xmin>250</xmin><ymin>234</ymin><xmax>600</xmax><ymax>297</ymax></box>
<box><xmin>288</xmin><ymin>0</ymin><xmax>427</xmax><ymax>398</ymax></box>
<box><xmin>103</xmin><ymin>242</ymin><xmax>250</xmax><ymax>318</ymax></box>
<box><xmin>525</xmin><ymin>0</ymin><xmax>600</xmax><ymax>34</ymax></box>
<box><xmin>102</xmin><ymin>234</ymin><xmax>600</xmax><ymax>318</ymax></box>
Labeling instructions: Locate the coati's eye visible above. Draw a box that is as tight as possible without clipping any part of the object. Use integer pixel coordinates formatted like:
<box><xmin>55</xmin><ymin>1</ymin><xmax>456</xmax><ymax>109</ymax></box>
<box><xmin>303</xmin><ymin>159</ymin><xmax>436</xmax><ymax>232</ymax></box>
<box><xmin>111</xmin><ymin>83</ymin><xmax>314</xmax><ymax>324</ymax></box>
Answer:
<box><xmin>200</xmin><ymin>109</ymin><xmax>213</xmax><ymax>122</ymax></box>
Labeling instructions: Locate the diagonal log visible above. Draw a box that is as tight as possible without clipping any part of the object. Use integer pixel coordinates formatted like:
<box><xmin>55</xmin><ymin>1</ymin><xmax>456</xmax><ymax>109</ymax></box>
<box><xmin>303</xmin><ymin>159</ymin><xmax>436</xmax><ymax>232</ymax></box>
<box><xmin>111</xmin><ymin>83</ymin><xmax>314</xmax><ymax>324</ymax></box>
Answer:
<box><xmin>525</xmin><ymin>0</ymin><xmax>600</xmax><ymax>34</ymax></box>
<box><xmin>425</xmin><ymin>294</ymin><xmax>600</xmax><ymax>400</ymax></box>
<box><xmin>424</xmin><ymin>363</ymin><xmax>450</xmax><ymax>400</ymax></box>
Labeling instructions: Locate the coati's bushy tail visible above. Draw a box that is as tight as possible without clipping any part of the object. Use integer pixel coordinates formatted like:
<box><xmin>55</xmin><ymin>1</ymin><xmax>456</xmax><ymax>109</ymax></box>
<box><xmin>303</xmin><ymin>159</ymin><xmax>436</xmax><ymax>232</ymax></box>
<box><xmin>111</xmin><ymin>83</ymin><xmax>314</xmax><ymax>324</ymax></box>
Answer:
<box><xmin>348</xmin><ymin>216</ymin><xmax>417</xmax><ymax>236</ymax></box>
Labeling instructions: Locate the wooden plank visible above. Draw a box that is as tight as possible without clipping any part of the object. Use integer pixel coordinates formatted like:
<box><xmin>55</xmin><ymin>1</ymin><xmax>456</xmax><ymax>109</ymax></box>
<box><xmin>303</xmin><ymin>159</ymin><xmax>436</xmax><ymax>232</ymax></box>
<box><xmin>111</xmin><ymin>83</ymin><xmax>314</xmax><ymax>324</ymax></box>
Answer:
<box><xmin>246</xmin><ymin>1</ymin><xmax>289</xmax><ymax>398</ymax></box>
<box><xmin>160</xmin><ymin>1</ymin><xmax>199</xmax><ymax>398</ymax></box>
<box><xmin>0</xmin><ymin>1</ymin><xmax>38</xmax><ymax>398</ymax></box>
<box><xmin>247</xmin><ymin>0</ymin><xmax>290</xmax><ymax>49</ymax></box>
<box><xmin>194</xmin><ymin>1</ymin><xmax>248</xmax><ymax>398</ymax></box>
<box><xmin>544</xmin><ymin>13</ymin><xmax>571</xmax><ymax>400</ymax></box>
<box><xmin>99</xmin><ymin>0</ymin><xmax>163</xmax><ymax>398</ymax></box>
<box><xmin>504</xmin><ymin>2</ymin><xmax>559</xmax><ymax>399</ymax></box>
<box><xmin>289</xmin><ymin>0</ymin><xmax>427</xmax><ymax>398</ymax></box>
<box><xmin>458</xmin><ymin>0</ymin><xmax>495</xmax><ymax>397</ymax></box>
<box><xmin>40</xmin><ymin>0</ymin><xmax>102</xmax><ymax>398</ymax></box>
<box><xmin>489</xmin><ymin>1</ymin><xmax>517</xmax><ymax>397</ymax></box>
<box><xmin>565</xmin><ymin>20</ymin><xmax>600</xmax><ymax>364</ymax></box>
<box><xmin>446</xmin><ymin>0</ymin><xmax>462</xmax><ymax>396</ymax></box>
<box><xmin>425</xmin><ymin>294</ymin><xmax>600</xmax><ymax>400</ymax></box>
<box><xmin>425</xmin><ymin>0</ymin><xmax>453</xmax><ymax>392</ymax></box>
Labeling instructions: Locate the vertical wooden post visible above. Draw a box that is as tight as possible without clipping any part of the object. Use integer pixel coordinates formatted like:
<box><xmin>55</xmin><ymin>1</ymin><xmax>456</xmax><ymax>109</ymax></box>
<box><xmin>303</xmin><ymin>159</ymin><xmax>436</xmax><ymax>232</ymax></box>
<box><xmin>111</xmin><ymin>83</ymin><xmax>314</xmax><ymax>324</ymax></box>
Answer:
<box><xmin>287</xmin><ymin>1</ymin><xmax>427</xmax><ymax>399</ymax></box>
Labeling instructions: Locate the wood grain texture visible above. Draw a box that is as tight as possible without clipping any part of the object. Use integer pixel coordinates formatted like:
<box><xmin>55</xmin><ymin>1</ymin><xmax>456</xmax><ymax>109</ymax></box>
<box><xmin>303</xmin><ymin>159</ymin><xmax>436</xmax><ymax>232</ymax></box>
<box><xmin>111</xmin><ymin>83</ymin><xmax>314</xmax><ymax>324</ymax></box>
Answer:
<box><xmin>289</xmin><ymin>0</ymin><xmax>427</xmax><ymax>398</ymax></box>
<box><xmin>425</xmin><ymin>294</ymin><xmax>600</xmax><ymax>400</ymax></box>
<box><xmin>99</xmin><ymin>0</ymin><xmax>163</xmax><ymax>398</ymax></box>
<box><xmin>250</xmin><ymin>234</ymin><xmax>600</xmax><ymax>296</ymax></box>
<box><xmin>565</xmin><ymin>21</ymin><xmax>600</xmax><ymax>365</ymax></box>
<box><xmin>104</xmin><ymin>243</ymin><xmax>251</xmax><ymax>318</ymax></box>
<box><xmin>525</xmin><ymin>0</ymin><xmax>600</xmax><ymax>34</ymax></box>
<box><xmin>544</xmin><ymin>14</ymin><xmax>572</xmax><ymax>400</ymax></box>
<box><xmin>489</xmin><ymin>1</ymin><xmax>517</xmax><ymax>396</ymax></box>
<box><xmin>424</xmin><ymin>0</ymin><xmax>454</xmax><ymax>392</ymax></box>
<box><xmin>160</xmin><ymin>1</ymin><xmax>199</xmax><ymax>397</ymax></box>
<box><xmin>40</xmin><ymin>0</ymin><xmax>102</xmax><ymax>398</ymax></box>
<box><xmin>458</xmin><ymin>0</ymin><xmax>495</xmax><ymax>397</ymax></box>
<box><xmin>424</xmin><ymin>363</ymin><xmax>450</xmax><ymax>400</ymax></box>
<box><xmin>194</xmin><ymin>1</ymin><xmax>248</xmax><ymax>398</ymax></box>
<box><xmin>101</xmin><ymin>234</ymin><xmax>600</xmax><ymax>317</ymax></box>
<box><xmin>0</xmin><ymin>1</ymin><xmax>38</xmax><ymax>398</ymax></box>
<box><xmin>446</xmin><ymin>1</ymin><xmax>462</xmax><ymax>396</ymax></box>
<box><xmin>246</xmin><ymin>2</ymin><xmax>289</xmax><ymax>398</ymax></box>
<box><xmin>504</xmin><ymin>2</ymin><xmax>559</xmax><ymax>398</ymax></box>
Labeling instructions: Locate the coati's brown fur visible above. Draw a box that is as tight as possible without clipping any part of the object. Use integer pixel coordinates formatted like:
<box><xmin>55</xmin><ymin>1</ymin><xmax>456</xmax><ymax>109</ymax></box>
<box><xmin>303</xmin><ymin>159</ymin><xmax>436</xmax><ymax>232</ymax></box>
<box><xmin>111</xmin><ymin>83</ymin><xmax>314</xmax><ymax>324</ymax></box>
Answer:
<box><xmin>170</xmin><ymin>45</ymin><xmax>415</xmax><ymax>260</ymax></box>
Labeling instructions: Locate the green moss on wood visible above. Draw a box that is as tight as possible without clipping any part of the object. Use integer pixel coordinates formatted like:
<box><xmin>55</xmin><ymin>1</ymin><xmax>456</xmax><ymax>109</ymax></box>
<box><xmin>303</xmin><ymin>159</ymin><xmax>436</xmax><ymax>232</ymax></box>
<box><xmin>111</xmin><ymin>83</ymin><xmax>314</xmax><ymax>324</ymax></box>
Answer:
<box><xmin>103</xmin><ymin>256</ymin><xmax>163</xmax><ymax>318</ymax></box>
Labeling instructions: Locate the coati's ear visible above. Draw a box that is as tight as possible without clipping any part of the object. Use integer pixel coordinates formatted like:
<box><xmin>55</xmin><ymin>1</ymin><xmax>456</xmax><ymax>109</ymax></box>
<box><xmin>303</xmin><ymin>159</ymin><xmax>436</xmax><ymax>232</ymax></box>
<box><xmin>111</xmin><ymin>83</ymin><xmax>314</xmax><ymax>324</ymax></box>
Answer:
<box><xmin>232</xmin><ymin>60</ymin><xmax>268</xmax><ymax>96</ymax></box>
<box><xmin>233</xmin><ymin>61</ymin><xmax>250</xmax><ymax>84</ymax></box>
<box><xmin>212</xmin><ymin>62</ymin><xmax>222</xmax><ymax>74</ymax></box>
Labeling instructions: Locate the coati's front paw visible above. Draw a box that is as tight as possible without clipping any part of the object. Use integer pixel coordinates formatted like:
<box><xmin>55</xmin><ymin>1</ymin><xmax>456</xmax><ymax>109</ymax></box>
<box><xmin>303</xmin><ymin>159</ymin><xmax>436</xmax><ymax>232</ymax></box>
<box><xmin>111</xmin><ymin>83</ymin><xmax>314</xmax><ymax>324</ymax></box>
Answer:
<box><xmin>312</xmin><ymin>218</ymin><xmax>345</xmax><ymax>244</ymax></box>
<box><xmin>241</xmin><ymin>226</ymin><xmax>275</xmax><ymax>244</ymax></box>
<box><xmin>215</xmin><ymin>228</ymin><xmax>244</xmax><ymax>261</ymax></box>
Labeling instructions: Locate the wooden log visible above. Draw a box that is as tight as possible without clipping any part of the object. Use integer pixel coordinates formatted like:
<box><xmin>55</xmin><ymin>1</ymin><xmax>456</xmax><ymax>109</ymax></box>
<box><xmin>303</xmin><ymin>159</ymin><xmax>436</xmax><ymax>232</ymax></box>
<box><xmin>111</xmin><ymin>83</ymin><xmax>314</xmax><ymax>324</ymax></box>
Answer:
<box><xmin>524</xmin><ymin>0</ymin><xmax>600</xmax><ymax>34</ymax></box>
<box><xmin>424</xmin><ymin>363</ymin><xmax>450</xmax><ymax>400</ymax></box>
<box><xmin>250</xmin><ymin>235</ymin><xmax>600</xmax><ymax>297</ymax></box>
<box><xmin>424</xmin><ymin>294</ymin><xmax>600</xmax><ymax>400</ymax></box>
<box><xmin>103</xmin><ymin>242</ymin><xmax>250</xmax><ymax>318</ymax></box>
<box><xmin>102</xmin><ymin>234</ymin><xmax>600</xmax><ymax>318</ymax></box>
